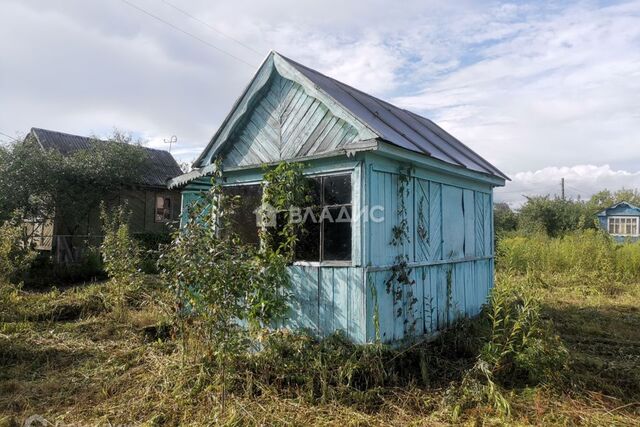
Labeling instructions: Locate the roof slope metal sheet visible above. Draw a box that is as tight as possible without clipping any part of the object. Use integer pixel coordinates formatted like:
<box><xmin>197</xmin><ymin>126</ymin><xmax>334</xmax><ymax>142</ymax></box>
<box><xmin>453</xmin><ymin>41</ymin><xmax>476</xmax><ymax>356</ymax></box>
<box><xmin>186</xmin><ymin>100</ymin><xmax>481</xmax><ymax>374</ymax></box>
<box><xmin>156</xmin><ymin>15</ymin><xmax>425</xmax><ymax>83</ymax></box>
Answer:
<box><xmin>279</xmin><ymin>54</ymin><xmax>508</xmax><ymax>180</ymax></box>
<box><xmin>30</xmin><ymin>128</ymin><xmax>183</xmax><ymax>188</ymax></box>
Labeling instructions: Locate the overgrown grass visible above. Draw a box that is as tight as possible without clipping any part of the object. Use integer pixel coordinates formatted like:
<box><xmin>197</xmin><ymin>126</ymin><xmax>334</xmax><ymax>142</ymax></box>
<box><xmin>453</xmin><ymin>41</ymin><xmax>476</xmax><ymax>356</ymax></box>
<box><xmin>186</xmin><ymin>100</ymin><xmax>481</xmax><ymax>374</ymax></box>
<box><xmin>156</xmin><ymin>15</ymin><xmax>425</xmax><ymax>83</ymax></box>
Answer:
<box><xmin>1</xmin><ymin>230</ymin><xmax>640</xmax><ymax>425</ymax></box>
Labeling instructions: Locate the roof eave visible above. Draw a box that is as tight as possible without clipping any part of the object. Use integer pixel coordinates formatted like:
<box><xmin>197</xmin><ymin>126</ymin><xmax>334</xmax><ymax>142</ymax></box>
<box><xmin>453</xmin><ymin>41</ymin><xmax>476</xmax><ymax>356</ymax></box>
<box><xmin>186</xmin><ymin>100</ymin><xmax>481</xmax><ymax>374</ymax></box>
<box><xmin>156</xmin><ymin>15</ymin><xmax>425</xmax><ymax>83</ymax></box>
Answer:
<box><xmin>374</xmin><ymin>140</ymin><xmax>507</xmax><ymax>187</ymax></box>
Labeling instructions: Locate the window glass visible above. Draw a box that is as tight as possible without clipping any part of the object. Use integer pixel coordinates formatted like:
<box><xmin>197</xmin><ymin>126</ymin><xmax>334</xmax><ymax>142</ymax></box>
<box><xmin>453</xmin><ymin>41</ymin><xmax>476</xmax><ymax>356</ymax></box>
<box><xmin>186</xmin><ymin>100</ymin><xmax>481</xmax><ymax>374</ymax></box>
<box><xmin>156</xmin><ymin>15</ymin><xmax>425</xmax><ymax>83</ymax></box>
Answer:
<box><xmin>608</xmin><ymin>217</ymin><xmax>639</xmax><ymax>235</ymax></box>
<box><xmin>322</xmin><ymin>206</ymin><xmax>352</xmax><ymax>261</ymax></box>
<box><xmin>294</xmin><ymin>174</ymin><xmax>352</xmax><ymax>262</ymax></box>
<box><xmin>155</xmin><ymin>195</ymin><xmax>172</xmax><ymax>222</ymax></box>
<box><xmin>223</xmin><ymin>184</ymin><xmax>262</xmax><ymax>245</ymax></box>
<box><xmin>323</xmin><ymin>175</ymin><xmax>351</xmax><ymax>205</ymax></box>
<box><xmin>294</xmin><ymin>210</ymin><xmax>321</xmax><ymax>261</ymax></box>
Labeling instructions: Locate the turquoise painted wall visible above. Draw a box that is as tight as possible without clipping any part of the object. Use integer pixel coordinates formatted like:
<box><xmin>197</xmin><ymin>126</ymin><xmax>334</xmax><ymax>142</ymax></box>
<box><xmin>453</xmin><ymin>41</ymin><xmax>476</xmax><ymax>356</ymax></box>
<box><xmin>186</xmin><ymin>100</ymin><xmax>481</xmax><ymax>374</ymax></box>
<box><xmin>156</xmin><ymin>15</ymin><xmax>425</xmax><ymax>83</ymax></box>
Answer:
<box><xmin>179</xmin><ymin>151</ymin><xmax>496</xmax><ymax>344</ymax></box>
<box><xmin>361</xmin><ymin>152</ymin><xmax>494</xmax><ymax>343</ymax></box>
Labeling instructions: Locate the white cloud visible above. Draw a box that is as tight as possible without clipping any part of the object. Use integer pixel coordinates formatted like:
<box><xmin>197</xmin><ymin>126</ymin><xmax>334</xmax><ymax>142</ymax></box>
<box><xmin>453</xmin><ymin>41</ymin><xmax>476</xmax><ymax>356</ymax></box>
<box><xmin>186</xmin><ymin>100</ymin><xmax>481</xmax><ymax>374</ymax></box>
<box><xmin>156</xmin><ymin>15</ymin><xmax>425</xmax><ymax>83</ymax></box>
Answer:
<box><xmin>0</xmin><ymin>0</ymin><xmax>639</xmax><ymax>207</ymax></box>
<box><xmin>496</xmin><ymin>164</ymin><xmax>640</xmax><ymax>207</ymax></box>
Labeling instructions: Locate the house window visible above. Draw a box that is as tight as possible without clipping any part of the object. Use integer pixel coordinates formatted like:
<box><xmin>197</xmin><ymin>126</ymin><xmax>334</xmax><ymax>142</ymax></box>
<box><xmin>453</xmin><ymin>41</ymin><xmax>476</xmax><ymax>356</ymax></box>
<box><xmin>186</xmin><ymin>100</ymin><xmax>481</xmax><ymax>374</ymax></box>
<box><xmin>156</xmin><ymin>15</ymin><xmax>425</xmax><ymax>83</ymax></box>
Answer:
<box><xmin>295</xmin><ymin>174</ymin><xmax>352</xmax><ymax>262</ymax></box>
<box><xmin>223</xmin><ymin>184</ymin><xmax>262</xmax><ymax>246</ymax></box>
<box><xmin>221</xmin><ymin>175</ymin><xmax>352</xmax><ymax>262</ymax></box>
<box><xmin>608</xmin><ymin>216</ymin><xmax>639</xmax><ymax>236</ymax></box>
<box><xmin>155</xmin><ymin>195</ymin><xmax>172</xmax><ymax>222</ymax></box>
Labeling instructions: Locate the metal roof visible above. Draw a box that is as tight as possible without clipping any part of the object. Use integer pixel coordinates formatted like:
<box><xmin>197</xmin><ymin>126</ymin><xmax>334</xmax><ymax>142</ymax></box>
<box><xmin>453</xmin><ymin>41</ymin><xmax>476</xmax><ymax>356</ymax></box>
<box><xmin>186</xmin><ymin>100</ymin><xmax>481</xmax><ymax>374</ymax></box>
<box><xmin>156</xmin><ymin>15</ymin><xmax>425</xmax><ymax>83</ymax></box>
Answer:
<box><xmin>596</xmin><ymin>201</ymin><xmax>640</xmax><ymax>216</ymax></box>
<box><xmin>29</xmin><ymin>128</ymin><xmax>183</xmax><ymax>188</ymax></box>
<box><xmin>278</xmin><ymin>53</ymin><xmax>509</xmax><ymax>181</ymax></box>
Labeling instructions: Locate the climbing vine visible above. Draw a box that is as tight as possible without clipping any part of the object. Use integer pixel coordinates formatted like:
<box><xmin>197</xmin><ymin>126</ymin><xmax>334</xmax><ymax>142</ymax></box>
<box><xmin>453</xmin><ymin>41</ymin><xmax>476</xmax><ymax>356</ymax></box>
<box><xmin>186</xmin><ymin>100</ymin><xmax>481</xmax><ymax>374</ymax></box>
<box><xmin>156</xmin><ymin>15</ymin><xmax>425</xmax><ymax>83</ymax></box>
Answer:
<box><xmin>259</xmin><ymin>161</ymin><xmax>313</xmax><ymax>262</ymax></box>
<box><xmin>385</xmin><ymin>165</ymin><xmax>418</xmax><ymax>337</ymax></box>
<box><xmin>417</xmin><ymin>195</ymin><xmax>428</xmax><ymax>242</ymax></box>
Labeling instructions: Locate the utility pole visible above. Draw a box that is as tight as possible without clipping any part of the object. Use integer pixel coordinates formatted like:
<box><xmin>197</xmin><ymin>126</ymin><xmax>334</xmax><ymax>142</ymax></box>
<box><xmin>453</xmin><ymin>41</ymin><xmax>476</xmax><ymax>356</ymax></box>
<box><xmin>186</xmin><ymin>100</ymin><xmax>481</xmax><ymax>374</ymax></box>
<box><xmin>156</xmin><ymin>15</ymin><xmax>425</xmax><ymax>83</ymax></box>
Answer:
<box><xmin>561</xmin><ymin>178</ymin><xmax>565</xmax><ymax>200</ymax></box>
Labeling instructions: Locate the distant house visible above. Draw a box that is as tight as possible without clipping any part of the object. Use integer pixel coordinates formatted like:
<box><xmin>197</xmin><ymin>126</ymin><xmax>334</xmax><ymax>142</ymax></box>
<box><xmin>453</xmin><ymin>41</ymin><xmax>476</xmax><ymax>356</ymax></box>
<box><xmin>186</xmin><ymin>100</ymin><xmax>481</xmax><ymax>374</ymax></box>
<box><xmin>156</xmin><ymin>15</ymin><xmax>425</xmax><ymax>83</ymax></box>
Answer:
<box><xmin>170</xmin><ymin>51</ymin><xmax>508</xmax><ymax>344</ymax></box>
<box><xmin>24</xmin><ymin>128</ymin><xmax>184</xmax><ymax>263</ymax></box>
<box><xmin>597</xmin><ymin>201</ymin><xmax>640</xmax><ymax>242</ymax></box>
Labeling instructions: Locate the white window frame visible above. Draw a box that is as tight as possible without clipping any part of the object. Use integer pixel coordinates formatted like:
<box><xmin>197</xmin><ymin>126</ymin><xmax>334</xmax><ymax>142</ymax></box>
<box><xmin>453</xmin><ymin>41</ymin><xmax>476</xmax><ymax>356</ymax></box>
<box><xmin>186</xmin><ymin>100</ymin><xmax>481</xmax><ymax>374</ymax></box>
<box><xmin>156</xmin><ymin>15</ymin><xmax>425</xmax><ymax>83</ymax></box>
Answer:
<box><xmin>608</xmin><ymin>216</ymin><xmax>639</xmax><ymax>236</ymax></box>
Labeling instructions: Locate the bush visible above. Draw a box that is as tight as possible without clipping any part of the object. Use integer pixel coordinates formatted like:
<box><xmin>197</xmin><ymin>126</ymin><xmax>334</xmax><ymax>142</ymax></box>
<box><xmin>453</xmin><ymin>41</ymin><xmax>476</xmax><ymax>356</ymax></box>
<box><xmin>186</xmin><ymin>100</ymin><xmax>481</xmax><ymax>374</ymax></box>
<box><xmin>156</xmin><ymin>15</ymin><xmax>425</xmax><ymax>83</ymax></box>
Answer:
<box><xmin>100</xmin><ymin>203</ymin><xmax>143</xmax><ymax>320</ymax></box>
<box><xmin>0</xmin><ymin>219</ymin><xmax>35</xmax><ymax>282</ymax></box>
<box><xmin>133</xmin><ymin>232</ymin><xmax>172</xmax><ymax>274</ymax></box>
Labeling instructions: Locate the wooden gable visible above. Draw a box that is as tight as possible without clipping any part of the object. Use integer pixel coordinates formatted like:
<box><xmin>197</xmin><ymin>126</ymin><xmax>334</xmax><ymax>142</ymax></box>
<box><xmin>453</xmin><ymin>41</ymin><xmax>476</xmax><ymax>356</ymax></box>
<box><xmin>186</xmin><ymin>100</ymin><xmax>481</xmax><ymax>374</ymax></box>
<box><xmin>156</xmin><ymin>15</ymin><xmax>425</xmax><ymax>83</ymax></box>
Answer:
<box><xmin>195</xmin><ymin>53</ymin><xmax>378</xmax><ymax>170</ymax></box>
<box><xmin>220</xmin><ymin>72</ymin><xmax>361</xmax><ymax>168</ymax></box>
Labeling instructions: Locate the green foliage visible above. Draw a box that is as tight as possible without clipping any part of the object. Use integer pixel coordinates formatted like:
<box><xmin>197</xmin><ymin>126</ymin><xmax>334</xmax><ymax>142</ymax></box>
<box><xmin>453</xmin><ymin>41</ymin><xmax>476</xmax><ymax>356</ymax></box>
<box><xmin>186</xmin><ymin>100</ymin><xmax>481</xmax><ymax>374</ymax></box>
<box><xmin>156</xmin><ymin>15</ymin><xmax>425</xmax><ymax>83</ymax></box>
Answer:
<box><xmin>160</xmin><ymin>161</ymin><xmax>292</xmax><ymax>407</ymax></box>
<box><xmin>0</xmin><ymin>219</ymin><xmax>36</xmax><ymax>282</ymax></box>
<box><xmin>385</xmin><ymin>166</ymin><xmax>417</xmax><ymax>337</ymax></box>
<box><xmin>449</xmin><ymin>273</ymin><xmax>568</xmax><ymax>418</ymax></box>
<box><xmin>132</xmin><ymin>232</ymin><xmax>172</xmax><ymax>274</ymax></box>
<box><xmin>481</xmin><ymin>274</ymin><xmax>568</xmax><ymax>385</ymax></box>
<box><xmin>100</xmin><ymin>203</ymin><xmax>143</xmax><ymax>319</ymax></box>
<box><xmin>0</xmin><ymin>131</ymin><xmax>147</xmax><ymax>233</ymax></box>
<box><xmin>587</xmin><ymin>188</ymin><xmax>640</xmax><ymax>213</ymax></box>
<box><xmin>493</xmin><ymin>202</ymin><xmax>518</xmax><ymax>234</ymax></box>
<box><xmin>495</xmin><ymin>187</ymin><xmax>640</xmax><ymax>238</ymax></box>
<box><xmin>517</xmin><ymin>196</ymin><xmax>595</xmax><ymax>237</ymax></box>
<box><xmin>497</xmin><ymin>229</ymin><xmax>640</xmax><ymax>284</ymax></box>
<box><xmin>259</xmin><ymin>161</ymin><xmax>312</xmax><ymax>261</ymax></box>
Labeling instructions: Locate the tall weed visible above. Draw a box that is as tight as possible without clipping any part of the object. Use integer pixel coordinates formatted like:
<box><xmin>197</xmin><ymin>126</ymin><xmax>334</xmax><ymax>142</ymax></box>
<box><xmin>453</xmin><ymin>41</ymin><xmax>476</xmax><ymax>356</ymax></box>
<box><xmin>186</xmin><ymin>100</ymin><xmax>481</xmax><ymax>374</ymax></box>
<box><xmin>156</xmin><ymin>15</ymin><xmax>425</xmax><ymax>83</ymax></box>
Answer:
<box><xmin>497</xmin><ymin>229</ymin><xmax>640</xmax><ymax>287</ymax></box>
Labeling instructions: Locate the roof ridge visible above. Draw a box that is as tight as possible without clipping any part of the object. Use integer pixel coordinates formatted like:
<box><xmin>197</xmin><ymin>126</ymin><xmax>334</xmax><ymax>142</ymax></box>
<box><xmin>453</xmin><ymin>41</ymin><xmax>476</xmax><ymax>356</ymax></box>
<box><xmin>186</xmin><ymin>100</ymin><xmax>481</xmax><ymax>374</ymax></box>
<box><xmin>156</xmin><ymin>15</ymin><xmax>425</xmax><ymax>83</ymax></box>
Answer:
<box><xmin>276</xmin><ymin>53</ymin><xmax>508</xmax><ymax>181</ymax></box>
<box><xmin>276</xmin><ymin>53</ymin><xmax>404</xmax><ymax>113</ymax></box>
<box><xmin>31</xmin><ymin>127</ymin><xmax>173</xmax><ymax>156</ymax></box>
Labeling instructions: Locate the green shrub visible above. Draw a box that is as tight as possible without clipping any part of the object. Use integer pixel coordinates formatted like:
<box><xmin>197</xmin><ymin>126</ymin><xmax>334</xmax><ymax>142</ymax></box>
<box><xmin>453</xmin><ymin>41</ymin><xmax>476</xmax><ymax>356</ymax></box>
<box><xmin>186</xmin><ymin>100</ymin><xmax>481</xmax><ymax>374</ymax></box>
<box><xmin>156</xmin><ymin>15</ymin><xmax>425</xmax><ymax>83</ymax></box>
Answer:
<box><xmin>133</xmin><ymin>232</ymin><xmax>172</xmax><ymax>274</ymax></box>
<box><xmin>0</xmin><ymin>219</ymin><xmax>35</xmax><ymax>282</ymax></box>
<box><xmin>100</xmin><ymin>203</ymin><xmax>143</xmax><ymax>320</ymax></box>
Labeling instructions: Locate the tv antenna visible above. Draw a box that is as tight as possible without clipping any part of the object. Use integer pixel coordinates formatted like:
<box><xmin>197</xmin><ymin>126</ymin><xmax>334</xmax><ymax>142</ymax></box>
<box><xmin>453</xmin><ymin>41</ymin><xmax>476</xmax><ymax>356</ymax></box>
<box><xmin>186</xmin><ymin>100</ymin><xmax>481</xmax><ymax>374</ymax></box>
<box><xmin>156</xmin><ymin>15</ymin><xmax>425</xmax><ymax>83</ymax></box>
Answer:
<box><xmin>163</xmin><ymin>135</ymin><xmax>177</xmax><ymax>153</ymax></box>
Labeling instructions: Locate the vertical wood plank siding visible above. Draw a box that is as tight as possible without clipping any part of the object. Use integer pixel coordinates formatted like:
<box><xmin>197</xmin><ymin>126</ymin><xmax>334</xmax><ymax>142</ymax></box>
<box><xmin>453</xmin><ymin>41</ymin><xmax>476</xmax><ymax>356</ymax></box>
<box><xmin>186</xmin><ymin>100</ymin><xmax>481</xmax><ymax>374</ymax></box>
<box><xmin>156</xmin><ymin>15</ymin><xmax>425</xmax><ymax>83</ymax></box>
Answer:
<box><xmin>363</xmin><ymin>158</ymin><xmax>494</xmax><ymax>343</ymax></box>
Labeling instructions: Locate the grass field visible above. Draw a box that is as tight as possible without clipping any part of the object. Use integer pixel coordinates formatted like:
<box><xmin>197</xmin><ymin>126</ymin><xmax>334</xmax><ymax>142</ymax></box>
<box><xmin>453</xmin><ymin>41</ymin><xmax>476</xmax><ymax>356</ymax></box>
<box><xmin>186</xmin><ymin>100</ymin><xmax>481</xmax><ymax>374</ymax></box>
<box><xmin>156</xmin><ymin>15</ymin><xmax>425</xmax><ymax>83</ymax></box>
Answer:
<box><xmin>1</xmin><ymin>233</ymin><xmax>640</xmax><ymax>425</ymax></box>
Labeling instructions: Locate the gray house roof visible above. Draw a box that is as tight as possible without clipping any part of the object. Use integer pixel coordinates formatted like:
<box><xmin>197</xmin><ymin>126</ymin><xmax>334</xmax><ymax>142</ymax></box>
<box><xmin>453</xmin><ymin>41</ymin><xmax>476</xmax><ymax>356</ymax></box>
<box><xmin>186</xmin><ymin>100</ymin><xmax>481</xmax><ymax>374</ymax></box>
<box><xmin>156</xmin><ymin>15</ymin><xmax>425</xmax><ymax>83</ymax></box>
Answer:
<box><xmin>29</xmin><ymin>127</ymin><xmax>183</xmax><ymax>188</ymax></box>
<box><xmin>280</xmin><ymin>54</ymin><xmax>508</xmax><ymax>180</ymax></box>
<box><xmin>191</xmin><ymin>51</ymin><xmax>508</xmax><ymax>183</ymax></box>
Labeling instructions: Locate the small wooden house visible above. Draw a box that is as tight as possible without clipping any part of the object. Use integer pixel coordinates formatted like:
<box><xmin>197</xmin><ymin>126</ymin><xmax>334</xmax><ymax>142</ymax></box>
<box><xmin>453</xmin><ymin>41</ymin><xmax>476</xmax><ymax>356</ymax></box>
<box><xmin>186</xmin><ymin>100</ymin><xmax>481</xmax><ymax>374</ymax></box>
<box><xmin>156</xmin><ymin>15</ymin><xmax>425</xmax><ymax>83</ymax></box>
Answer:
<box><xmin>170</xmin><ymin>52</ymin><xmax>508</xmax><ymax>343</ymax></box>
<box><xmin>597</xmin><ymin>201</ymin><xmax>640</xmax><ymax>242</ymax></box>
<box><xmin>25</xmin><ymin>128</ymin><xmax>184</xmax><ymax>262</ymax></box>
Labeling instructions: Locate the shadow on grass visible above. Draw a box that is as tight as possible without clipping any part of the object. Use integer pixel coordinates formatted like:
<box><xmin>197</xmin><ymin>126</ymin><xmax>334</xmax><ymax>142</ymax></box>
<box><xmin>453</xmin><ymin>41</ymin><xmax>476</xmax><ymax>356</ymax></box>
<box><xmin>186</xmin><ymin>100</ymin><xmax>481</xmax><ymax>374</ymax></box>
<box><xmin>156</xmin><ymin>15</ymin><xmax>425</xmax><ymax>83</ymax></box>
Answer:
<box><xmin>543</xmin><ymin>303</ymin><xmax>640</xmax><ymax>401</ymax></box>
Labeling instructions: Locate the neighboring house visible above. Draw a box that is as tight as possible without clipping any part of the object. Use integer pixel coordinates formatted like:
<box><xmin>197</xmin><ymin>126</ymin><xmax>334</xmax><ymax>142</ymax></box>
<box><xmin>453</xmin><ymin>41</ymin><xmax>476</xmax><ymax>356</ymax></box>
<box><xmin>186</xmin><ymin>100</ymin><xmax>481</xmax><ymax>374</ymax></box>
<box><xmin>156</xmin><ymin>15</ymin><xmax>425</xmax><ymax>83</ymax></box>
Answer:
<box><xmin>170</xmin><ymin>51</ymin><xmax>508</xmax><ymax>344</ymax></box>
<box><xmin>597</xmin><ymin>201</ymin><xmax>640</xmax><ymax>242</ymax></box>
<box><xmin>24</xmin><ymin>127</ymin><xmax>183</xmax><ymax>263</ymax></box>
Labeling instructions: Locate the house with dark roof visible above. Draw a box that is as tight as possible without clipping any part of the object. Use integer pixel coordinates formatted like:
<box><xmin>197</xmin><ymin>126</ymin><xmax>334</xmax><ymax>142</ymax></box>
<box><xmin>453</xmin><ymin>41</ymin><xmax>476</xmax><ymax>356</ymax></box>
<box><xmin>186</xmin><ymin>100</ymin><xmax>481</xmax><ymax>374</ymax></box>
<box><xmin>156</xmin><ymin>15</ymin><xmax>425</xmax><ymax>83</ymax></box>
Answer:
<box><xmin>24</xmin><ymin>127</ymin><xmax>183</xmax><ymax>262</ymax></box>
<box><xmin>170</xmin><ymin>51</ymin><xmax>508</xmax><ymax>343</ymax></box>
<box><xmin>597</xmin><ymin>201</ymin><xmax>640</xmax><ymax>242</ymax></box>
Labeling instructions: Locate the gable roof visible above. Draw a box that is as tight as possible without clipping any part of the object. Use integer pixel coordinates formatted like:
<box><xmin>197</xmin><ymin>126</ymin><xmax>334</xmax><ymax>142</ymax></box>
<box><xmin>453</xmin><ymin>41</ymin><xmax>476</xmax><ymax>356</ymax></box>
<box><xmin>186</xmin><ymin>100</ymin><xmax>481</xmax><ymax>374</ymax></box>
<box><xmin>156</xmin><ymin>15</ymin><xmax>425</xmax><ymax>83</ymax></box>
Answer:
<box><xmin>191</xmin><ymin>51</ymin><xmax>508</xmax><ymax>183</ymax></box>
<box><xmin>281</xmin><ymin>54</ymin><xmax>508</xmax><ymax>180</ymax></box>
<box><xmin>597</xmin><ymin>201</ymin><xmax>640</xmax><ymax>216</ymax></box>
<box><xmin>29</xmin><ymin>127</ymin><xmax>183</xmax><ymax>188</ymax></box>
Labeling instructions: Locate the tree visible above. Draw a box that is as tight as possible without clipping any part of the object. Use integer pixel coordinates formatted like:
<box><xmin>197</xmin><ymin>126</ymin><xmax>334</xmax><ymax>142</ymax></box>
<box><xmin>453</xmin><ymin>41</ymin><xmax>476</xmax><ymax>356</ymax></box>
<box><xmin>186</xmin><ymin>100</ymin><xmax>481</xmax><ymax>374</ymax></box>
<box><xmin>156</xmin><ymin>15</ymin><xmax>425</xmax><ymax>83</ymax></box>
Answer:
<box><xmin>586</xmin><ymin>189</ymin><xmax>640</xmax><ymax>215</ymax></box>
<box><xmin>0</xmin><ymin>131</ymin><xmax>148</xmax><ymax>235</ymax></box>
<box><xmin>494</xmin><ymin>203</ymin><xmax>518</xmax><ymax>235</ymax></box>
<box><xmin>517</xmin><ymin>196</ymin><xmax>594</xmax><ymax>237</ymax></box>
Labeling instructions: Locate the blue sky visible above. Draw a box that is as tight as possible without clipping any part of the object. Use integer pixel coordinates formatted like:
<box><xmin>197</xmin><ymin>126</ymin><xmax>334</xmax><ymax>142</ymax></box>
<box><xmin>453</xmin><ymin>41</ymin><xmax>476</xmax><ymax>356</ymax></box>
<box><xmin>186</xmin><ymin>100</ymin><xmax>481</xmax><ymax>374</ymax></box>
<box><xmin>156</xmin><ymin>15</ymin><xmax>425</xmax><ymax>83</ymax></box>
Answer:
<box><xmin>0</xmin><ymin>0</ymin><xmax>639</xmax><ymax>205</ymax></box>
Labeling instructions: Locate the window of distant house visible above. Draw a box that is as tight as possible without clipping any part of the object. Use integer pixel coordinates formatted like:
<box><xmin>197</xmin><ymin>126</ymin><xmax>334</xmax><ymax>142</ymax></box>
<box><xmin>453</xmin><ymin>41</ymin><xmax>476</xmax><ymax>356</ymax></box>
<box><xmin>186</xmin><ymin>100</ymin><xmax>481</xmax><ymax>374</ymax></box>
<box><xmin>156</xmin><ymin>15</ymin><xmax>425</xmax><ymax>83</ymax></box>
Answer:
<box><xmin>608</xmin><ymin>216</ymin><xmax>639</xmax><ymax>236</ymax></box>
<box><xmin>294</xmin><ymin>174</ymin><xmax>352</xmax><ymax>263</ymax></box>
<box><xmin>155</xmin><ymin>195</ymin><xmax>172</xmax><ymax>222</ymax></box>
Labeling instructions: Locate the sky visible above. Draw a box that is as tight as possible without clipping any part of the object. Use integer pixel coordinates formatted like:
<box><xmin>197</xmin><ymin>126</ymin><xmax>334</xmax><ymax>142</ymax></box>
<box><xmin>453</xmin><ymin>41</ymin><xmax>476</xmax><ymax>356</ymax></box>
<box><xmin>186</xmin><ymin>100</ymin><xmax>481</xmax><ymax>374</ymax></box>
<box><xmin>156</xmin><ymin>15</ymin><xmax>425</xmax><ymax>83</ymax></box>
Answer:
<box><xmin>0</xmin><ymin>0</ymin><xmax>639</xmax><ymax>206</ymax></box>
